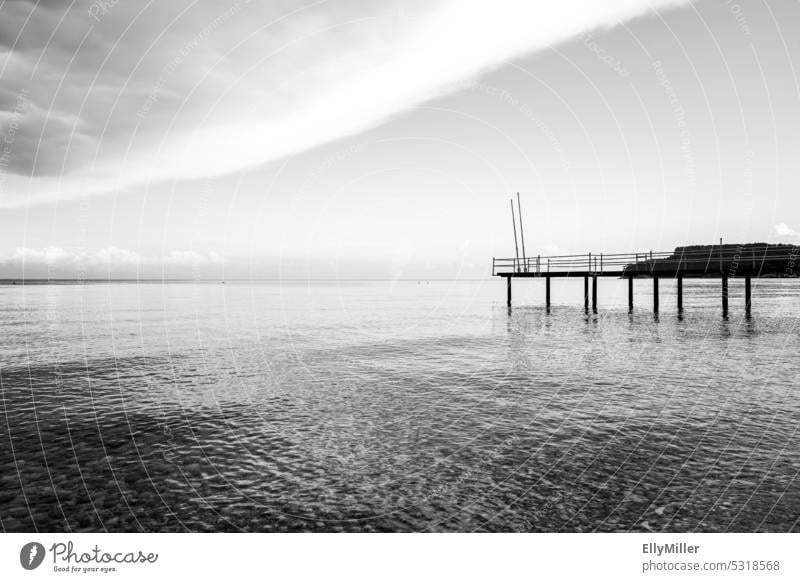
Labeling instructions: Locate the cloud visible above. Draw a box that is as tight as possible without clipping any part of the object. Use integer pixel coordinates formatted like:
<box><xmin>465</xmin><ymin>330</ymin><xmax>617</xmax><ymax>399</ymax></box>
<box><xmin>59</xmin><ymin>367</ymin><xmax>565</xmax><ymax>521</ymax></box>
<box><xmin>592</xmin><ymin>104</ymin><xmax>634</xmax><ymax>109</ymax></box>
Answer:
<box><xmin>95</xmin><ymin>246</ymin><xmax>143</xmax><ymax>264</ymax></box>
<box><xmin>0</xmin><ymin>246</ymin><xmax>219</xmax><ymax>268</ymax></box>
<box><xmin>8</xmin><ymin>245</ymin><xmax>75</xmax><ymax>264</ymax></box>
<box><xmin>773</xmin><ymin>223</ymin><xmax>800</xmax><ymax>238</ymax></box>
<box><xmin>164</xmin><ymin>250</ymin><xmax>221</xmax><ymax>265</ymax></box>
<box><xmin>0</xmin><ymin>0</ymin><xmax>691</xmax><ymax>208</ymax></box>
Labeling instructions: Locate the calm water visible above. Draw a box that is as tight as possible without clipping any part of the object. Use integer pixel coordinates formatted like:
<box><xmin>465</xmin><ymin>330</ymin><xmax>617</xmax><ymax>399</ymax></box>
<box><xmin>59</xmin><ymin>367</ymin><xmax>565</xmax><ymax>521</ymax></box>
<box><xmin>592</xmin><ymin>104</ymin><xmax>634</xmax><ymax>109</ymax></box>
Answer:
<box><xmin>1</xmin><ymin>278</ymin><xmax>798</xmax><ymax>532</ymax></box>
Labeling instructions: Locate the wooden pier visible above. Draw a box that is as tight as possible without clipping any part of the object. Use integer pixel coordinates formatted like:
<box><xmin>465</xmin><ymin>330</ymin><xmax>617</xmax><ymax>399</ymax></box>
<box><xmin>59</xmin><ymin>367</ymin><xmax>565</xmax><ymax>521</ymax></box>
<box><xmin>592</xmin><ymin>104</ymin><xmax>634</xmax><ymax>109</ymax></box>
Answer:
<box><xmin>493</xmin><ymin>246</ymin><xmax>798</xmax><ymax>315</ymax></box>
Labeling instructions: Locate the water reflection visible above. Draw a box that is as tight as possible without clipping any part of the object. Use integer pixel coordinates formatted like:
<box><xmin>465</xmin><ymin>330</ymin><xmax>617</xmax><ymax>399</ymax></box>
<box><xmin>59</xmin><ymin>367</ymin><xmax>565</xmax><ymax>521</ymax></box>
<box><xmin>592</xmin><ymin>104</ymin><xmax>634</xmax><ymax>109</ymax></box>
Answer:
<box><xmin>1</xmin><ymin>280</ymin><xmax>799</xmax><ymax>532</ymax></box>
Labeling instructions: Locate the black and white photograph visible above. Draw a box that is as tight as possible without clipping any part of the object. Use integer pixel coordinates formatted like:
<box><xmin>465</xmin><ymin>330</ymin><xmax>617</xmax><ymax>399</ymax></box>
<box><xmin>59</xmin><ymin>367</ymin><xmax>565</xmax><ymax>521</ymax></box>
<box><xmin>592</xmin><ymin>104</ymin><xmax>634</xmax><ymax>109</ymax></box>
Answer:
<box><xmin>0</xmin><ymin>0</ymin><xmax>798</xmax><ymax>579</ymax></box>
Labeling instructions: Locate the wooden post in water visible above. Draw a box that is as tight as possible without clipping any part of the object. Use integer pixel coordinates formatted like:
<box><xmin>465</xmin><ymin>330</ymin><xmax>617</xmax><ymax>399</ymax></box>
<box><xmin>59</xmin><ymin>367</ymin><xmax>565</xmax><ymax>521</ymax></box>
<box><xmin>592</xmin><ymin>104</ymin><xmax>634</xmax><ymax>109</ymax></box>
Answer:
<box><xmin>745</xmin><ymin>276</ymin><xmax>752</xmax><ymax>312</ymax></box>
<box><xmin>722</xmin><ymin>275</ymin><xmax>729</xmax><ymax>315</ymax></box>
<box><xmin>653</xmin><ymin>276</ymin><xmax>659</xmax><ymax>312</ymax></box>
<box><xmin>677</xmin><ymin>274</ymin><xmax>683</xmax><ymax>310</ymax></box>
<box><xmin>545</xmin><ymin>275</ymin><xmax>551</xmax><ymax>307</ymax></box>
<box><xmin>592</xmin><ymin>275</ymin><xmax>598</xmax><ymax>311</ymax></box>
<box><xmin>628</xmin><ymin>276</ymin><xmax>633</xmax><ymax>311</ymax></box>
<box><xmin>506</xmin><ymin>276</ymin><xmax>512</xmax><ymax>306</ymax></box>
<box><xmin>584</xmin><ymin>275</ymin><xmax>589</xmax><ymax>310</ymax></box>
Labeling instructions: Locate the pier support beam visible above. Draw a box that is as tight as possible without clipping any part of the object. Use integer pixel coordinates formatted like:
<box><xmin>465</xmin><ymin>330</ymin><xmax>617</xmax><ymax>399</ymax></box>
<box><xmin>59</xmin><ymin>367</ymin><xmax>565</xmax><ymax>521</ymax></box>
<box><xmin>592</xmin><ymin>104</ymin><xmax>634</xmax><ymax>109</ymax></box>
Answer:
<box><xmin>745</xmin><ymin>276</ymin><xmax>751</xmax><ymax>312</ymax></box>
<box><xmin>584</xmin><ymin>276</ymin><xmax>589</xmax><ymax>310</ymax></box>
<box><xmin>545</xmin><ymin>275</ymin><xmax>551</xmax><ymax>307</ymax></box>
<box><xmin>506</xmin><ymin>276</ymin><xmax>511</xmax><ymax>306</ymax></box>
<box><xmin>677</xmin><ymin>275</ymin><xmax>683</xmax><ymax>310</ymax></box>
<box><xmin>653</xmin><ymin>276</ymin><xmax>659</xmax><ymax>312</ymax></box>
<box><xmin>627</xmin><ymin>276</ymin><xmax>633</xmax><ymax>311</ymax></box>
<box><xmin>592</xmin><ymin>275</ymin><xmax>598</xmax><ymax>311</ymax></box>
<box><xmin>722</xmin><ymin>275</ymin><xmax>729</xmax><ymax>315</ymax></box>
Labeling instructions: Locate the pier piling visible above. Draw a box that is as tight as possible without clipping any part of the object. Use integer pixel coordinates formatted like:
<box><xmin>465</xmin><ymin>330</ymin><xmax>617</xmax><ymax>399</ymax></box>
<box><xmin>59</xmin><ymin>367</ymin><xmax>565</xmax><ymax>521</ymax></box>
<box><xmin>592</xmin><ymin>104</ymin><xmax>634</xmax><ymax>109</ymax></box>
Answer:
<box><xmin>677</xmin><ymin>275</ymin><xmax>683</xmax><ymax>310</ymax></box>
<box><xmin>506</xmin><ymin>276</ymin><xmax>511</xmax><ymax>306</ymax></box>
<box><xmin>584</xmin><ymin>276</ymin><xmax>589</xmax><ymax>310</ymax></box>
<box><xmin>627</xmin><ymin>276</ymin><xmax>633</xmax><ymax>311</ymax></box>
<box><xmin>592</xmin><ymin>275</ymin><xmax>598</xmax><ymax>311</ymax></box>
<box><xmin>653</xmin><ymin>276</ymin><xmax>659</xmax><ymax>312</ymax></box>
<box><xmin>722</xmin><ymin>275</ymin><xmax>729</xmax><ymax>315</ymax></box>
<box><xmin>745</xmin><ymin>276</ymin><xmax>751</xmax><ymax>312</ymax></box>
<box><xmin>546</xmin><ymin>275</ymin><xmax>551</xmax><ymax>307</ymax></box>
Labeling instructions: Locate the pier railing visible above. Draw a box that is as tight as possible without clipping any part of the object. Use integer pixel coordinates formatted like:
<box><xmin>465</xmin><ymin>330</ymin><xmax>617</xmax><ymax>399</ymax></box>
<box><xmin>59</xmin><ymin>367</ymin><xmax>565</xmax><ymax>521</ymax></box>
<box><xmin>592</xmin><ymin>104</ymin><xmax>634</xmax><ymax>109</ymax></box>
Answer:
<box><xmin>492</xmin><ymin>245</ymin><xmax>800</xmax><ymax>276</ymax></box>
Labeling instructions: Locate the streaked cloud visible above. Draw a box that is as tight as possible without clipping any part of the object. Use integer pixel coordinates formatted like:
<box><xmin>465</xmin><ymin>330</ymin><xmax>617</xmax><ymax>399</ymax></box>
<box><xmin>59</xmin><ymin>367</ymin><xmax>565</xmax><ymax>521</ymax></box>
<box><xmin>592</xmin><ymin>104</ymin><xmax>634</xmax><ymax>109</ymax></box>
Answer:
<box><xmin>0</xmin><ymin>0</ymin><xmax>690</xmax><ymax>208</ymax></box>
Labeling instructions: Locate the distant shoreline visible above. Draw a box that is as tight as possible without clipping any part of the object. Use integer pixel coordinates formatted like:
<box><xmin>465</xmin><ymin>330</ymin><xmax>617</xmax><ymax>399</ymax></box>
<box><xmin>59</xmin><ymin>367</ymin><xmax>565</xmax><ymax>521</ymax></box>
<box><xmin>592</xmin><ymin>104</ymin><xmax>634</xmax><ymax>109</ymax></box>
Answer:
<box><xmin>0</xmin><ymin>278</ymin><xmax>497</xmax><ymax>285</ymax></box>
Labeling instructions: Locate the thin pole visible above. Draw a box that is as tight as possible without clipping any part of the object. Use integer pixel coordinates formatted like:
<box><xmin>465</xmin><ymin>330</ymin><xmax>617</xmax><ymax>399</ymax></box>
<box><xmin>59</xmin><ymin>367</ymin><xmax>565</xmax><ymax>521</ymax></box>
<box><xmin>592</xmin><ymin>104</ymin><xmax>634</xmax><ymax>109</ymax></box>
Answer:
<box><xmin>510</xmin><ymin>199</ymin><xmax>520</xmax><ymax>272</ymax></box>
<box><xmin>517</xmin><ymin>192</ymin><xmax>527</xmax><ymax>272</ymax></box>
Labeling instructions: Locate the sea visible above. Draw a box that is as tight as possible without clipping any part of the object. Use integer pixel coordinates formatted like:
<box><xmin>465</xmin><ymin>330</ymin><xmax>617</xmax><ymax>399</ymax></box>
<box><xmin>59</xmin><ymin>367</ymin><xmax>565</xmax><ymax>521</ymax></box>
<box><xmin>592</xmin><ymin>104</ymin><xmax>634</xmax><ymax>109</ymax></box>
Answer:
<box><xmin>1</xmin><ymin>278</ymin><xmax>798</xmax><ymax>532</ymax></box>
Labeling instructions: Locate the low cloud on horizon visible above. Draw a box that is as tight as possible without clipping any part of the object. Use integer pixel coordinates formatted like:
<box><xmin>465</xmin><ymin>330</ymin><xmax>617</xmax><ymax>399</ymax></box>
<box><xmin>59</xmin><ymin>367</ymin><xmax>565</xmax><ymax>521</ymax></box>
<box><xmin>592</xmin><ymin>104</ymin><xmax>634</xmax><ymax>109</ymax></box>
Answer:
<box><xmin>773</xmin><ymin>223</ymin><xmax>800</xmax><ymax>239</ymax></box>
<box><xmin>0</xmin><ymin>244</ymin><xmax>492</xmax><ymax>279</ymax></box>
<box><xmin>0</xmin><ymin>245</ymin><xmax>223</xmax><ymax>278</ymax></box>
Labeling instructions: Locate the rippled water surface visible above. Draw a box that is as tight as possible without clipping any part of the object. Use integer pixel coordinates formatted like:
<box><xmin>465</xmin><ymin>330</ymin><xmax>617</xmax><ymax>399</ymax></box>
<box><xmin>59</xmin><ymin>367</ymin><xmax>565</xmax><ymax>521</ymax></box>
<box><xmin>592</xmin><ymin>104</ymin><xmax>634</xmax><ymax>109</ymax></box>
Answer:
<box><xmin>1</xmin><ymin>278</ymin><xmax>799</xmax><ymax>532</ymax></box>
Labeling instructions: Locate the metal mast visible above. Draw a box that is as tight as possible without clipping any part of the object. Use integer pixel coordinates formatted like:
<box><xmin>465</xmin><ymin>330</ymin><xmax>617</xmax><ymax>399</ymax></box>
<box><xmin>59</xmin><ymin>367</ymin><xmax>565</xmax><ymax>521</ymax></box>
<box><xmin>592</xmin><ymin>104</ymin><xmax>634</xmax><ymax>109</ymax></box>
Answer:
<box><xmin>510</xmin><ymin>198</ymin><xmax>520</xmax><ymax>272</ymax></box>
<box><xmin>517</xmin><ymin>192</ymin><xmax>527</xmax><ymax>272</ymax></box>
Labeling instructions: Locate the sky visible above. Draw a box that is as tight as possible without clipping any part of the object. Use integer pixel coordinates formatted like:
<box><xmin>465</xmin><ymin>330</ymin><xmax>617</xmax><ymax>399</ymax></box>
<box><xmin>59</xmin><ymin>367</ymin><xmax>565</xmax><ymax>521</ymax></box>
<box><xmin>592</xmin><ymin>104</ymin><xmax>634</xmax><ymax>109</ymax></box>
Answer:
<box><xmin>1</xmin><ymin>0</ymin><xmax>799</xmax><ymax>279</ymax></box>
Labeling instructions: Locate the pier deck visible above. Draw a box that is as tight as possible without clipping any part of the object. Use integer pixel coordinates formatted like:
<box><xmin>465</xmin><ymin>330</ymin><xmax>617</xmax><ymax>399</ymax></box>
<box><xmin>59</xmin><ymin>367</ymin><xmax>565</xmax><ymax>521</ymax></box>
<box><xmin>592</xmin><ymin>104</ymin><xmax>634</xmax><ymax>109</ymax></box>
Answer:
<box><xmin>493</xmin><ymin>245</ymin><xmax>798</xmax><ymax>314</ymax></box>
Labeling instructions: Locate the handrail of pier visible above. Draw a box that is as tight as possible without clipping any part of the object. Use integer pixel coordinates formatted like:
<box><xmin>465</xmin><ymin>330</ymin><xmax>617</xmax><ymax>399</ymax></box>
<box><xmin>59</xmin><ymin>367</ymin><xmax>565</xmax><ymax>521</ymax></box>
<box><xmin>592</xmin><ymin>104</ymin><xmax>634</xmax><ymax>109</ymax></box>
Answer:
<box><xmin>492</xmin><ymin>244</ymin><xmax>800</xmax><ymax>276</ymax></box>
